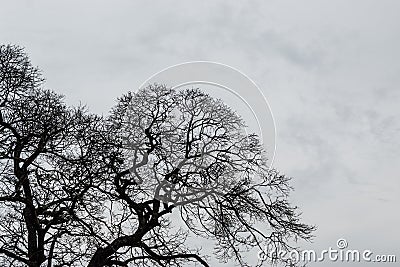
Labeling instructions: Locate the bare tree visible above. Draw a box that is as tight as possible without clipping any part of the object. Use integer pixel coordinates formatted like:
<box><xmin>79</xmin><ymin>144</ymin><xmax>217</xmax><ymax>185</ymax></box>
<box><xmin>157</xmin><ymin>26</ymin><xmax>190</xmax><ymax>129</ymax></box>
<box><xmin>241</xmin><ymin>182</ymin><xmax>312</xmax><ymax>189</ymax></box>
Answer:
<box><xmin>0</xmin><ymin>45</ymin><xmax>314</xmax><ymax>267</ymax></box>
<box><xmin>88</xmin><ymin>85</ymin><xmax>315</xmax><ymax>266</ymax></box>
<box><xmin>0</xmin><ymin>45</ymin><xmax>114</xmax><ymax>267</ymax></box>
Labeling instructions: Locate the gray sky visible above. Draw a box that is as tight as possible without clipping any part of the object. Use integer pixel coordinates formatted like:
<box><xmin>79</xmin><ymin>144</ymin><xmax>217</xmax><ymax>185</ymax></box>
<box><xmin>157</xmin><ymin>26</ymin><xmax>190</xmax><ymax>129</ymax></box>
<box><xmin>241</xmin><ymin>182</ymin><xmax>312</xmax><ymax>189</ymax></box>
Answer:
<box><xmin>1</xmin><ymin>0</ymin><xmax>399</xmax><ymax>266</ymax></box>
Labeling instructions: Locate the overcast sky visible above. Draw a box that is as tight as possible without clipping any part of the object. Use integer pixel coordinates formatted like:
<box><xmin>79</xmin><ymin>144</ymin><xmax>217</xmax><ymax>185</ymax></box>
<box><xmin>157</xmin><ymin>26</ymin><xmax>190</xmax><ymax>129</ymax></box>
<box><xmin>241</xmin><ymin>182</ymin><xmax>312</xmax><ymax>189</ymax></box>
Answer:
<box><xmin>1</xmin><ymin>1</ymin><xmax>399</xmax><ymax>266</ymax></box>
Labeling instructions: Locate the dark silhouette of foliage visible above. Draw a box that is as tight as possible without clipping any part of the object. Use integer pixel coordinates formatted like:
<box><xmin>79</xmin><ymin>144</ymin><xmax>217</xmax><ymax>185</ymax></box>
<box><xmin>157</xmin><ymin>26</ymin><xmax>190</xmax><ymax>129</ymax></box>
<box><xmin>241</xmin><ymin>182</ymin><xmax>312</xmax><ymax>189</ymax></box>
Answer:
<box><xmin>0</xmin><ymin>45</ymin><xmax>314</xmax><ymax>267</ymax></box>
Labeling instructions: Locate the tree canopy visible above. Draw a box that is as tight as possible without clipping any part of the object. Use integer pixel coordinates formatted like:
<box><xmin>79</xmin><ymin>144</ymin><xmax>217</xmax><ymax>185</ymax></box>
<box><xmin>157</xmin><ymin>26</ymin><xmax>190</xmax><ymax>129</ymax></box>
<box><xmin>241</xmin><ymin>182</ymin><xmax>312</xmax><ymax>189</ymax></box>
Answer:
<box><xmin>0</xmin><ymin>44</ymin><xmax>314</xmax><ymax>267</ymax></box>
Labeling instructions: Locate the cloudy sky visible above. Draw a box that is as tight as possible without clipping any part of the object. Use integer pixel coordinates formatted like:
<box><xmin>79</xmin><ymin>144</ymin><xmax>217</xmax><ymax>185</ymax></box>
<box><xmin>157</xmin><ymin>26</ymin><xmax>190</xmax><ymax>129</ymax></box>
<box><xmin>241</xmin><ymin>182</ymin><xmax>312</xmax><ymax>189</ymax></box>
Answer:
<box><xmin>1</xmin><ymin>1</ymin><xmax>399</xmax><ymax>266</ymax></box>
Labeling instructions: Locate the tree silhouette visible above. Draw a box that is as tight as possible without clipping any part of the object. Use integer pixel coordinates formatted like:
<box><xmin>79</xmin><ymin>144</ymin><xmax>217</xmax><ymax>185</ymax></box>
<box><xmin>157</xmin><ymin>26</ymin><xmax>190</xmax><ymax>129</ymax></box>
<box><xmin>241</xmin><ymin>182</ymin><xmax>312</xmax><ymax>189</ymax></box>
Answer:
<box><xmin>0</xmin><ymin>45</ymin><xmax>314</xmax><ymax>267</ymax></box>
<box><xmin>0</xmin><ymin>45</ymin><xmax>116</xmax><ymax>266</ymax></box>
